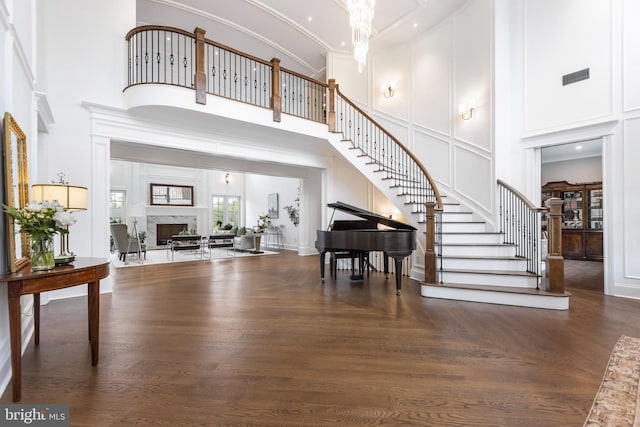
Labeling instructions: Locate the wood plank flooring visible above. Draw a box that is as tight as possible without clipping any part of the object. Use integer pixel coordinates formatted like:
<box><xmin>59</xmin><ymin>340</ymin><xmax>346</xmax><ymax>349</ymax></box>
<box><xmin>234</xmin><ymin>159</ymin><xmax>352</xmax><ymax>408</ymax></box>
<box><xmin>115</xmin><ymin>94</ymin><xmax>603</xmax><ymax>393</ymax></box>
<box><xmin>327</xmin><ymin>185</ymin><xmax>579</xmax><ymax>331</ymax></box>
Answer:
<box><xmin>2</xmin><ymin>253</ymin><xmax>637</xmax><ymax>426</ymax></box>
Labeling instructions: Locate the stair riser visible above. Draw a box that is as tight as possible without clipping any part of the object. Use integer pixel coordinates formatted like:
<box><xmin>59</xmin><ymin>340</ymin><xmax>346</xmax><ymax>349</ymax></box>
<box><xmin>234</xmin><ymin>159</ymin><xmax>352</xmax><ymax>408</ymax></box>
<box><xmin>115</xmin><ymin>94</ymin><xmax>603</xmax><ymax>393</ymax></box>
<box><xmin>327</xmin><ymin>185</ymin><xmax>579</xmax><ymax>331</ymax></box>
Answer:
<box><xmin>441</xmin><ymin>212</ymin><xmax>473</xmax><ymax>222</ymax></box>
<box><xmin>440</xmin><ymin>258</ymin><xmax>528</xmax><ymax>271</ymax></box>
<box><xmin>441</xmin><ymin>234</ymin><xmax>504</xmax><ymax>244</ymax></box>
<box><xmin>440</xmin><ymin>245</ymin><xmax>516</xmax><ymax>257</ymax></box>
<box><xmin>421</xmin><ymin>285</ymin><xmax>569</xmax><ymax>310</ymax></box>
<box><xmin>441</xmin><ymin>222</ymin><xmax>486</xmax><ymax>233</ymax></box>
<box><xmin>439</xmin><ymin>272</ymin><xmax>538</xmax><ymax>288</ymax></box>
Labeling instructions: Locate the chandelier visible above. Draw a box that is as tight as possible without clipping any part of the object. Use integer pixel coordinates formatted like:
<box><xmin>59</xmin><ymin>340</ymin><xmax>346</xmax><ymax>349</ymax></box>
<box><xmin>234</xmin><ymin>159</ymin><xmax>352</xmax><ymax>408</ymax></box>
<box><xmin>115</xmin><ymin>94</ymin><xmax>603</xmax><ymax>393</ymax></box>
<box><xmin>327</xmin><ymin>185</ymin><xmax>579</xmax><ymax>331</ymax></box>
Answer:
<box><xmin>347</xmin><ymin>0</ymin><xmax>375</xmax><ymax>73</ymax></box>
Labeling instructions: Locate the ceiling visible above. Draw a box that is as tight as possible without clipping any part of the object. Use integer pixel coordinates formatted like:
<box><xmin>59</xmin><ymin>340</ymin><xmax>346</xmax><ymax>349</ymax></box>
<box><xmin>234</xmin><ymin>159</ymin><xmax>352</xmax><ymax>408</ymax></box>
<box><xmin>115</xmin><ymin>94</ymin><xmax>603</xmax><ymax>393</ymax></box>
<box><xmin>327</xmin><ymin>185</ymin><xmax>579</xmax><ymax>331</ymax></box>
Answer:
<box><xmin>541</xmin><ymin>139</ymin><xmax>602</xmax><ymax>164</ymax></box>
<box><xmin>136</xmin><ymin>0</ymin><xmax>468</xmax><ymax>80</ymax></box>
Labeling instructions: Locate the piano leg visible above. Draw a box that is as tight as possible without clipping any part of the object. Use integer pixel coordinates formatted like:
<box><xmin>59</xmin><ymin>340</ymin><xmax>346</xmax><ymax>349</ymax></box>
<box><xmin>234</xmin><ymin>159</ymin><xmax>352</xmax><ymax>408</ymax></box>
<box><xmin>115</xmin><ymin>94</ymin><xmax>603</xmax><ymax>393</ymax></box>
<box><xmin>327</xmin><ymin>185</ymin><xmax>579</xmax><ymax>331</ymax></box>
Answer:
<box><xmin>393</xmin><ymin>257</ymin><xmax>403</xmax><ymax>295</ymax></box>
<box><xmin>320</xmin><ymin>251</ymin><xmax>326</xmax><ymax>283</ymax></box>
<box><xmin>349</xmin><ymin>251</ymin><xmax>364</xmax><ymax>281</ymax></box>
<box><xmin>383</xmin><ymin>252</ymin><xmax>389</xmax><ymax>279</ymax></box>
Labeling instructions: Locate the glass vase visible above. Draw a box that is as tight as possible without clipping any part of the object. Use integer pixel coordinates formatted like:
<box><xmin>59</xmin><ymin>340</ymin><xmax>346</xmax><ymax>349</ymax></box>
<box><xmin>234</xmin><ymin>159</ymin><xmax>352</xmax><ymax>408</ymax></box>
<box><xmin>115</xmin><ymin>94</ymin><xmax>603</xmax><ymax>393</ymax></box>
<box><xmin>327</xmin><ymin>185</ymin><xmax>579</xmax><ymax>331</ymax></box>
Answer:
<box><xmin>31</xmin><ymin>236</ymin><xmax>55</xmax><ymax>271</ymax></box>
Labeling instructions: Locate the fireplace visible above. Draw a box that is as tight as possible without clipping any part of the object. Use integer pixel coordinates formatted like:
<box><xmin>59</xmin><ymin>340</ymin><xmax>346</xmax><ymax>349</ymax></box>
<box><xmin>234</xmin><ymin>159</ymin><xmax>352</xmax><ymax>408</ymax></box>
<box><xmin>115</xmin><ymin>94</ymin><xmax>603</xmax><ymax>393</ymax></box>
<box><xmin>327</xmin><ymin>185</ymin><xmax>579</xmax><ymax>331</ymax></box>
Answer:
<box><xmin>156</xmin><ymin>224</ymin><xmax>188</xmax><ymax>245</ymax></box>
<box><xmin>146</xmin><ymin>215</ymin><xmax>198</xmax><ymax>249</ymax></box>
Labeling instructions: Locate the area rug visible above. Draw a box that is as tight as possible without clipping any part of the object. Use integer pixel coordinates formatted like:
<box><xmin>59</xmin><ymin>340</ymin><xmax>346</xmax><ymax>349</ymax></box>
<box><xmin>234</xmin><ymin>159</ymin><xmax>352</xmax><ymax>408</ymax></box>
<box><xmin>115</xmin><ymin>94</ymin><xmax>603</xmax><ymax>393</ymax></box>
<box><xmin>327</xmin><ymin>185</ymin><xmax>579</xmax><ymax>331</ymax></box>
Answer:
<box><xmin>584</xmin><ymin>335</ymin><xmax>640</xmax><ymax>426</ymax></box>
<box><xmin>111</xmin><ymin>247</ymin><xmax>278</xmax><ymax>268</ymax></box>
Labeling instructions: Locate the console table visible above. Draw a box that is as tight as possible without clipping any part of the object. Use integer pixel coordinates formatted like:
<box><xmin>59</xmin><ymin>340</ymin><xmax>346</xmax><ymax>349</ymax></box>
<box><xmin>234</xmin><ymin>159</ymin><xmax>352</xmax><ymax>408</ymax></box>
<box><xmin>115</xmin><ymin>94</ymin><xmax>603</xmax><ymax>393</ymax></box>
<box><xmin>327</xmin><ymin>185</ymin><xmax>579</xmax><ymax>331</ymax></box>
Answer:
<box><xmin>0</xmin><ymin>257</ymin><xmax>110</xmax><ymax>402</ymax></box>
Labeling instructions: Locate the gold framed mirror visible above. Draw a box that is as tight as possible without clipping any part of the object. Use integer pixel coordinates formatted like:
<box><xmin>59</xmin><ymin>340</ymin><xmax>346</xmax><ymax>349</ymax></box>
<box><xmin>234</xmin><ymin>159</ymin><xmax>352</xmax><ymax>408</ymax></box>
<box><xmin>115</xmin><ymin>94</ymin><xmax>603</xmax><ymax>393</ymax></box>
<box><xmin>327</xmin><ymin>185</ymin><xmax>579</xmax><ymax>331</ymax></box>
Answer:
<box><xmin>3</xmin><ymin>112</ymin><xmax>30</xmax><ymax>272</ymax></box>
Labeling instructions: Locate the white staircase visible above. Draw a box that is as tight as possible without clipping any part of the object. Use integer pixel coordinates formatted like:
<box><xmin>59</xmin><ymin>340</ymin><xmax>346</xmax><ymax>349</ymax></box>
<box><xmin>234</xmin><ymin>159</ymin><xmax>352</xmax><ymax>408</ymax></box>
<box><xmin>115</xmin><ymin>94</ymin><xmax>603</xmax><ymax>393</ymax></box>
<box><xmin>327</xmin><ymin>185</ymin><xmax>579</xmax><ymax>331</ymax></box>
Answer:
<box><xmin>327</xmin><ymin>132</ymin><xmax>570</xmax><ymax>310</ymax></box>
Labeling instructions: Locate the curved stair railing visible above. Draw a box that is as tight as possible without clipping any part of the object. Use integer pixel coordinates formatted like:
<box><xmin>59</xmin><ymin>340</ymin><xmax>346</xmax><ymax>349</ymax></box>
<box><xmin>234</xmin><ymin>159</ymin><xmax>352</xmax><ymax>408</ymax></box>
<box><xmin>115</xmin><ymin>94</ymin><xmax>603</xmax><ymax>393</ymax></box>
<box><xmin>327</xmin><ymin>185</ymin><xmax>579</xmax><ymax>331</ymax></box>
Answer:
<box><xmin>124</xmin><ymin>25</ymin><xmax>447</xmax><ymax>284</ymax></box>
<box><xmin>330</xmin><ymin>83</ymin><xmax>442</xmax><ymax>214</ymax></box>
<box><xmin>328</xmin><ymin>81</ymin><xmax>443</xmax><ymax>282</ymax></box>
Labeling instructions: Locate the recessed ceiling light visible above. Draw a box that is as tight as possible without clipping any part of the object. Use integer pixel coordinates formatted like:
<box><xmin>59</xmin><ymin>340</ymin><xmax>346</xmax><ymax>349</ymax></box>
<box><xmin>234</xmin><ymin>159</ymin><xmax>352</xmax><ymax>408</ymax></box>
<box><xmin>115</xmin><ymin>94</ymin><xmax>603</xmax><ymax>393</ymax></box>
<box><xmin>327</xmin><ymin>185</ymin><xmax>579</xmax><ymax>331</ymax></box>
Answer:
<box><xmin>341</xmin><ymin>41</ymin><xmax>346</xmax><ymax>46</ymax></box>
<box><xmin>413</xmin><ymin>23</ymin><xmax>418</xmax><ymax>28</ymax></box>
<box><xmin>308</xmin><ymin>16</ymin><xmax>312</xmax><ymax>22</ymax></box>
<box><xmin>576</xmin><ymin>145</ymin><xmax>583</xmax><ymax>150</ymax></box>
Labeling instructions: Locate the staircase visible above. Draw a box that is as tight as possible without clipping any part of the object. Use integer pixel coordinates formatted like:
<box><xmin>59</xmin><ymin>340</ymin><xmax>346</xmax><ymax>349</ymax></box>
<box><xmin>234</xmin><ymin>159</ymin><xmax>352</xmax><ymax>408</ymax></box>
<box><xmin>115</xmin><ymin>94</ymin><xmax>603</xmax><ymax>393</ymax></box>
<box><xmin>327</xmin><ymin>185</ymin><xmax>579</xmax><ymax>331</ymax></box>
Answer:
<box><xmin>327</xmin><ymin>86</ymin><xmax>570</xmax><ymax>311</ymax></box>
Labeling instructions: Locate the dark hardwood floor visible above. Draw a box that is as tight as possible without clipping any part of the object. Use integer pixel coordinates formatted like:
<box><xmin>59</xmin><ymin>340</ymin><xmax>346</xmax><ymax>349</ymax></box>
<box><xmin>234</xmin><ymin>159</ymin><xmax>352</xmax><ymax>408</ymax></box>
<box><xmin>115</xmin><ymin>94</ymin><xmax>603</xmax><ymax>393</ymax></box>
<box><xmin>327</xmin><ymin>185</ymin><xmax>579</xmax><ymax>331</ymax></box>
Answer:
<box><xmin>2</xmin><ymin>252</ymin><xmax>636</xmax><ymax>426</ymax></box>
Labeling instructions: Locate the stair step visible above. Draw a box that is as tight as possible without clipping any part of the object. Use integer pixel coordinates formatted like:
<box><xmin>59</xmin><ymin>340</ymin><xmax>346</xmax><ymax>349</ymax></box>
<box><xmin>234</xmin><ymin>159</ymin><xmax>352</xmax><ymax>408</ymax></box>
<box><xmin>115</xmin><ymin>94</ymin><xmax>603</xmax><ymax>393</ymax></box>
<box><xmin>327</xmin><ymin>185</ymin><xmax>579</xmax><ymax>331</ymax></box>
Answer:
<box><xmin>438</xmin><ymin>268</ymin><xmax>538</xmax><ymax>287</ymax></box>
<box><xmin>440</xmin><ymin>243</ymin><xmax>515</xmax><ymax>257</ymax></box>
<box><xmin>439</xmin><ymin>255</ymin><xmax>528</xmax><ymax>271</ymax></box>
<box><xmin>441</xmin><ymin>211</ymin><xmax>474</xmax><ymax>222</ymax></box>
<box><xmin>439</xmin><ymin>232</ymin><xmax>505</xmax><ymax>244</ymax></box>
<box><xmin>421</xmin><ymin>282</ymin><xmax>570</xmax><ymax>310</ymax></box>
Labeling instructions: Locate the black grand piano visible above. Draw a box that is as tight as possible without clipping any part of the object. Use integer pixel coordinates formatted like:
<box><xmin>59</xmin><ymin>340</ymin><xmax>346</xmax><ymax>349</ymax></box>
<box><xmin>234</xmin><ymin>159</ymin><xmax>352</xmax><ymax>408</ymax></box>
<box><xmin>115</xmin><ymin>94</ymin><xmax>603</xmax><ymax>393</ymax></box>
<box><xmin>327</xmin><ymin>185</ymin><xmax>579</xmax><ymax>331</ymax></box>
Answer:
<box><xmin>315</xmin><ymin>201</ymin><xmax>416</xmax><ymax>295</ymax></box>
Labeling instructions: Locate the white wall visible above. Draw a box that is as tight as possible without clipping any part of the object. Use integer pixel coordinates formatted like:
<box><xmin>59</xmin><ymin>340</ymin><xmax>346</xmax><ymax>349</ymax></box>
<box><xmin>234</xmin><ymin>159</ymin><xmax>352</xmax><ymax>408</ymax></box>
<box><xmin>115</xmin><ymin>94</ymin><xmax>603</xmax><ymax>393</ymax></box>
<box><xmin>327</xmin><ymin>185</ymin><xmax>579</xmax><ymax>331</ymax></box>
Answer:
<box><xmin>0</xmin><ymin>0</ymin><xmax>40</xmax><ymax>403</ymax></box>
<box><xmin>328</xmin><ymin>0</ymin><xmax>495</xmax><ymax>225</ymax></box>
<box><xmin>523</xmin><ymin>0</ymin><xmax>612</xmax><ymax>133</ymax></box>
<box><xmin>542</xmin><ymin>157</ymin><xmax>602</xmax><ymax>185</ymax></box>
<box><xmin>35</xmin><ymin>0</ymin><xmax>136</xmax><ymax>301</ymax></box>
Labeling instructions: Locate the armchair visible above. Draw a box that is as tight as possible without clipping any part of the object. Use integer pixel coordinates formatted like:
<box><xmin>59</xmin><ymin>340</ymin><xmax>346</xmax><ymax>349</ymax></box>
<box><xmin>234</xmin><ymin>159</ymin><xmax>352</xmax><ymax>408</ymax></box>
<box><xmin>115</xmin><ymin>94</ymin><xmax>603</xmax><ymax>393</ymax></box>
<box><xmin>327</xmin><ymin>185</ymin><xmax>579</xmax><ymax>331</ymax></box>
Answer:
<box><xmin>234</xmin><ymin>233</ymin><xmax>256</xmax><ymax>252</ymax></box>
<box><xmin>110</xmin><ymin>223</ymin><xmax>146</xmax><ymax>262</ymax></box>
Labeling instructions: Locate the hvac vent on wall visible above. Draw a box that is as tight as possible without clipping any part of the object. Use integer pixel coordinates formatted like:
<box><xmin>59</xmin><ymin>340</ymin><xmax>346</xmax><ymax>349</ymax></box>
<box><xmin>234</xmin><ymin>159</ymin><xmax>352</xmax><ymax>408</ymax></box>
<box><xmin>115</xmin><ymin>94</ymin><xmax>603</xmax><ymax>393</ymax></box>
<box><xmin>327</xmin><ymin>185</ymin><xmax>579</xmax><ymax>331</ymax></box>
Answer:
<box><xmin>563</xmin><ymin>68</ymin><xmax>590</xmax><ymax>86</ymax></box>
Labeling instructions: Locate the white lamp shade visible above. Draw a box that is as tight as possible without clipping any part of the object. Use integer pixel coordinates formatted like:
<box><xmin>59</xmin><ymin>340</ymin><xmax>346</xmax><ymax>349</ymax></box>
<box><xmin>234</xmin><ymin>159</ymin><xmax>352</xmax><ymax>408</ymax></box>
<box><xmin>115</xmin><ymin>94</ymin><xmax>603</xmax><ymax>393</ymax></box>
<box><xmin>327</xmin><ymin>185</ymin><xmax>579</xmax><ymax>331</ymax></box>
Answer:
<box><xmin>32</xmin><ymin>184</ymin><xmax>87</xmax><ymax>211</ymax></box>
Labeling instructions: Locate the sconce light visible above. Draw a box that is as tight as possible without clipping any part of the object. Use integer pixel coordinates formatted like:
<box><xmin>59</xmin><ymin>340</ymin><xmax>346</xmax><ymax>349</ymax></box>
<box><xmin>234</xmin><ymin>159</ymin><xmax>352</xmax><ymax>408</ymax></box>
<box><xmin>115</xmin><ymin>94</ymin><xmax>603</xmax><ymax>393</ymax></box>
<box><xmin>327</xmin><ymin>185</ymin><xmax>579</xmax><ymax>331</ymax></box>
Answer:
<box><xmin>224</xmin><ymin>173</ymin><xmax>230</xmax><ymax>184</ymax></box>
<box><xmin>458</xmin><ymin>100</ymin><xmax>476</xmax><ymax>120</ymax></box>
<box><xmin>383</xmin><ymin>84</ymin><xmax>395</xmax><ymax>98</ymax></box>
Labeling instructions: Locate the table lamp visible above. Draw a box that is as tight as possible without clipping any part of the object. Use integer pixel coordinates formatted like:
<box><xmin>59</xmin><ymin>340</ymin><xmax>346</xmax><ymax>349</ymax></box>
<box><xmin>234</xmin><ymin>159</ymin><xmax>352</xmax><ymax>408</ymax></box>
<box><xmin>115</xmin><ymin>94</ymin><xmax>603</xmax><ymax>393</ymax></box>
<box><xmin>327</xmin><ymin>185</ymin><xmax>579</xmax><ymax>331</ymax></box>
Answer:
<box><xmin>32</xmin><ymin>172</ymin><xmax>87</xmax><ymax>260</ymax></box>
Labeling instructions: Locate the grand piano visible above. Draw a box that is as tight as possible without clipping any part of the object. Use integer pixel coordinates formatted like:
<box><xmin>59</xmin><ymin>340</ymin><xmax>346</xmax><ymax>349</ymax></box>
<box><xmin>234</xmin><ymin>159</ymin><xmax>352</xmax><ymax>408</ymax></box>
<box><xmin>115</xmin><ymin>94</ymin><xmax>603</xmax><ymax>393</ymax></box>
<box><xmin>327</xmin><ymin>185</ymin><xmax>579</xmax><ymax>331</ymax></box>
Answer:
<box><xmin>315</xmin><ymin>201</ymin><xmax>416</xmax><ymax>295</ymax></box>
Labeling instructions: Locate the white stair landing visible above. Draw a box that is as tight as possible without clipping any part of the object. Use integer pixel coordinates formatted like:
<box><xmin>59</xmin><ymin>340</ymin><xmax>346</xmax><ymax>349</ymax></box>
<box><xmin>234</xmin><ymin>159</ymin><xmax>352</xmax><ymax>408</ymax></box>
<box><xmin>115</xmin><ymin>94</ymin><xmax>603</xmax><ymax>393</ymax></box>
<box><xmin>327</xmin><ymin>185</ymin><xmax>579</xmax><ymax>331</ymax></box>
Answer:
<box><xmin>421</xmin><ymin>282</ymin><xmax>570</xmax><ymax>310</ymax></box>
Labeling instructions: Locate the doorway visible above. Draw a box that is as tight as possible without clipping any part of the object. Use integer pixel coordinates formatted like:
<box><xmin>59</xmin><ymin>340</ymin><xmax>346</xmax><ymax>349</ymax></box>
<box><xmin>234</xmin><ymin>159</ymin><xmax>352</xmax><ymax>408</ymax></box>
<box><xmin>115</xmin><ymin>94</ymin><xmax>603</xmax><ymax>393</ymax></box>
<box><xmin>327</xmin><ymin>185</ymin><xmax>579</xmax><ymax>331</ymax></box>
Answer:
<box><xmin>541</xmin><ymin>139</ymin><xmax>604</xmax><ymax>292</ymax></box>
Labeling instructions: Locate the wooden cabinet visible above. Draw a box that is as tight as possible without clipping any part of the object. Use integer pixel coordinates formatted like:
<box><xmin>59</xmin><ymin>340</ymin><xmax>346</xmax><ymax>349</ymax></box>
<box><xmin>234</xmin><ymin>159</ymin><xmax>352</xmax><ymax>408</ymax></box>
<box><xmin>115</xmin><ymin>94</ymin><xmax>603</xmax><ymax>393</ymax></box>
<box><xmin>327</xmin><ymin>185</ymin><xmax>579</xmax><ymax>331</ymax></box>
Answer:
<box><xmin>542</xmin><ymin>181</ymin><xmax>603</xmax><ymax>261</ymax></box>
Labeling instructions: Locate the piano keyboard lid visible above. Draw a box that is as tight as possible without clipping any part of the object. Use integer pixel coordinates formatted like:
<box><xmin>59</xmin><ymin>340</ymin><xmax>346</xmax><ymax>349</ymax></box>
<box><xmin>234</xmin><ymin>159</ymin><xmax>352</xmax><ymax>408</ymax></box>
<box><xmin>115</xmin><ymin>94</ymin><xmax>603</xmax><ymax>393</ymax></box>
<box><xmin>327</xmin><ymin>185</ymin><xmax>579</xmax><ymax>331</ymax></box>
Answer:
<box><xmin>328</xmin><ymin>201</ymin><xmax>416</xmax><ymax>231</ymax></box>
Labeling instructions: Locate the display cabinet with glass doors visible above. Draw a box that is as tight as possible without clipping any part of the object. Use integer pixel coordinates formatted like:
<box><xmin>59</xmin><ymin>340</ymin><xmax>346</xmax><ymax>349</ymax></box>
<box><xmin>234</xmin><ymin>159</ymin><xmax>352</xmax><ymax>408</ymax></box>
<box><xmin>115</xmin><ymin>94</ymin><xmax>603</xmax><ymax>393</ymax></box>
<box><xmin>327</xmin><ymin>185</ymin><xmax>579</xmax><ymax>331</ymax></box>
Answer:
<box><xmin>541</xmin><ymin>181</ymin><xmax>603</xmax><ymax>261</ymax></box>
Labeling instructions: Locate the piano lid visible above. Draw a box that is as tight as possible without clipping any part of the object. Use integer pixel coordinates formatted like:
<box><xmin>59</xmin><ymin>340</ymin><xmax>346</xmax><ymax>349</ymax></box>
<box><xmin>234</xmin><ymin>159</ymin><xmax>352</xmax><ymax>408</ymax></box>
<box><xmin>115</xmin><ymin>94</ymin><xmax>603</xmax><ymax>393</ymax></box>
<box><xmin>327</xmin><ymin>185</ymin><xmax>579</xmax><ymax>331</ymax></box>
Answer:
<box><xmin>328</xmin><ymin>201</ymin><xmax>416</xmax><ymax>231</ymax></box>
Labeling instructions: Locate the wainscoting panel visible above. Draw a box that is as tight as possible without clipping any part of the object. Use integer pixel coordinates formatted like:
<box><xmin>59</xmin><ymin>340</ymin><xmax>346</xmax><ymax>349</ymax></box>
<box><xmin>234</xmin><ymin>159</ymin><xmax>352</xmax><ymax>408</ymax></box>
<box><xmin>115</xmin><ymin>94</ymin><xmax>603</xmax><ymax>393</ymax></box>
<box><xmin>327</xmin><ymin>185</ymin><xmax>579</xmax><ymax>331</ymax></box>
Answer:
<box><xmin>623</xmin><ymin>117</ymin><xmax>640</xmax><ymax>279</ymax></box>
<box><xmin>413</xmin><ymin>130</ymin><xmax>451</xmax><ymax>188</ymax></box>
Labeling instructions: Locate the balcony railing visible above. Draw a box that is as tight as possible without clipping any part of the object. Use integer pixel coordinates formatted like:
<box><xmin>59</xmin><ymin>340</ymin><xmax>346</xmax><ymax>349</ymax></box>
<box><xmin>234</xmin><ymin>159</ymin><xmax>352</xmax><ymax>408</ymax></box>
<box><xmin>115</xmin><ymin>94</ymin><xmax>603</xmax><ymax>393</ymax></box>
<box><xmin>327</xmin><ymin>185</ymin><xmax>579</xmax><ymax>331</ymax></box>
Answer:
<box><xmin>126</xmin><ymin>26</ymin><xmax>195</xmax><ymax>89</ymax></box>
<box><xmin>125</xmin><ymin>26</ymin><xmax>327</xmax><ymax>124</ymax></box>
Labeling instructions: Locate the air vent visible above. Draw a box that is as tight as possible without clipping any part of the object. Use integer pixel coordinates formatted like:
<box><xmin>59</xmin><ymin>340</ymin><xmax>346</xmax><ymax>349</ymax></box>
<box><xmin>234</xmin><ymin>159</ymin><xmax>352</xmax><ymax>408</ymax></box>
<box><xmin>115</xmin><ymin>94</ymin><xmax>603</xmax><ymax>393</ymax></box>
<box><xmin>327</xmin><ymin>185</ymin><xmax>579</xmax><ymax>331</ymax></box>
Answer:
<box><xmin>563</xmin><ymin>68</ymin><xmax>590</xmax><ymax>86</ymax></box>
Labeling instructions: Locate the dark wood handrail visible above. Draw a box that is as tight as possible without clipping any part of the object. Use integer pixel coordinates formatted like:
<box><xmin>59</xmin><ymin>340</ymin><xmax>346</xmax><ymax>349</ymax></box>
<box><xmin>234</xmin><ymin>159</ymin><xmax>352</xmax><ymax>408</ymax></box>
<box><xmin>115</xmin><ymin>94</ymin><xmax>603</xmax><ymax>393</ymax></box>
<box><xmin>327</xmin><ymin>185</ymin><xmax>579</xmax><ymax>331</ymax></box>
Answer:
<box><xmin>203</xmin><ymin>36</ymin><xmax>273</xmax><ymax>67</ymax></box>
<box><xmin>125</xmin><ymin>25</ymin><xmax>195</xmax><ymax>41</ymax></box>
<box><xmin>497</xmin><ymin>179</ymin><xmax>546</xmax><ymax>211</ymax></box>
<box><xmin>280</xmin><ymin>66</ymin><xmax>328</xmax><ymax>89</ymax></box>
<box><xmin>335</xmin><ymin>86</ymin><xmax>442</xmax><ymax>210</ymax></box>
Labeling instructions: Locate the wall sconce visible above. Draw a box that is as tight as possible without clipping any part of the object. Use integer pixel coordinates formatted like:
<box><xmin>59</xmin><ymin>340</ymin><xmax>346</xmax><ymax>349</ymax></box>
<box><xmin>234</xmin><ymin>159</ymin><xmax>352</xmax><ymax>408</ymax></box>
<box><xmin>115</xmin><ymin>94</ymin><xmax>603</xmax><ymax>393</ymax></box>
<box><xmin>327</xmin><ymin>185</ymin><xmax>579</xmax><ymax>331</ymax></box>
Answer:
<box><xmin>224</xmin><ymin>173</ymin><xmax>230</xmax><ymax>184</ymax></box>
<box><xmin>458</xmin><ymin>100</ymin><xmax>476</xmax><ymax>120</ymax></box>
<box><xmin>383</xmin><ymin>84</ymin><xmax>395</xmax><ymax>98</ymax></box>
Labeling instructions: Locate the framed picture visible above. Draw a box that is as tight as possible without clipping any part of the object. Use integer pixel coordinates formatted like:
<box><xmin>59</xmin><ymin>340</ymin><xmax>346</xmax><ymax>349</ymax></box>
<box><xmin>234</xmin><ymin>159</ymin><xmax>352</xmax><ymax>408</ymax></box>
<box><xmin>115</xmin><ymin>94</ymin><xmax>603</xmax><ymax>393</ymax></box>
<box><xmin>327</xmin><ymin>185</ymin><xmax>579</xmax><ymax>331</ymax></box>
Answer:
<box><xmin>267</xmin><ymin>193</ymin><xmax>279</xmax><ymax>218</ymax></box>
<box><xmin>3</xmin><ymin>112</ymin><xmax>31</xmax><ymax>272</ymax></box>
<box><xmin>150</xmin><ymin>184</ymin><xmax>194</xmax><ymax>206</ymax></box>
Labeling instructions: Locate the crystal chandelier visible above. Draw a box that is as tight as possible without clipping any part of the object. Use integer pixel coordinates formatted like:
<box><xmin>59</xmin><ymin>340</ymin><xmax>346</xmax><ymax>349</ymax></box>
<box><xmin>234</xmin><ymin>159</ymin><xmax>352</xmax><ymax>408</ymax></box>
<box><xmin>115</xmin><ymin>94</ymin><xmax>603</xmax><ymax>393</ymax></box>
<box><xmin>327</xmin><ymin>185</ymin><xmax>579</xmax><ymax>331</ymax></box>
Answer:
<box><xmin>347</xmin><ymin>0</ymin><xmax>375</xmax><ymax>73</ymax></box>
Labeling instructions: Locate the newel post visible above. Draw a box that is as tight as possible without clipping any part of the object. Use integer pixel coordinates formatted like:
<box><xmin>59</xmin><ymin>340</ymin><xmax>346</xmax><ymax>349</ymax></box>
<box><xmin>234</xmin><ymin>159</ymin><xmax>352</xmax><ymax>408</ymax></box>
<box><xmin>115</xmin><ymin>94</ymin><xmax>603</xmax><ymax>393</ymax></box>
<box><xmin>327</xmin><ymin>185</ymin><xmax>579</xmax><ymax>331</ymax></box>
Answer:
<box><xmin>271</xmin><ymin>58</ymin><xmax>281</xmax><ymax>122</ymax></box>
<box><xmin>424</xmin><ymin>202</ymin><xmax>437</xmax><ymax>284</ymax></box>
<box><xmin>194</xmin><ymin>27</ymin><xmax>206</xmax><ymax>105</ymax></box>
<box><xmin>546</xmin><ymin>198</ymin><xmax>564</xmax><ymax>293</ymax></box>
<box><xmin>328</xmin><ymin>79</ymin><xmax>336</xmax><ymax>132</ymax></box>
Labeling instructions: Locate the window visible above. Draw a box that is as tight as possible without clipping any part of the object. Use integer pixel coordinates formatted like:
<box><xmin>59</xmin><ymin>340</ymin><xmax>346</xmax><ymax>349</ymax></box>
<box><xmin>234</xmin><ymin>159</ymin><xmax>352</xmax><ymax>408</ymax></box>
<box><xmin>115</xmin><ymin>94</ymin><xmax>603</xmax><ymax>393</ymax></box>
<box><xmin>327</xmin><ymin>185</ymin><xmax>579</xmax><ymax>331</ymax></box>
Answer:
<box><xmin>212</xmin><ymin>195</ymin><xmax>240</xmax><ymax>228</ymax></box>
<box><xmin>110</xmin><ymin>190</ymin><xmax>126</xmax><ymax>209</ymax></box>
